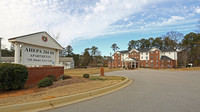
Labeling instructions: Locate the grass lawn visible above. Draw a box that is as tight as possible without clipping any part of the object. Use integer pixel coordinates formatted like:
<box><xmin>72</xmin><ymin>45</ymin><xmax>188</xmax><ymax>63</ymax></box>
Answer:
<box><xmin>64</xmin><ymin>67</ymin><xmax>121</xmax><ymax>76</ymax></box>
<box><xmin>165</xmin><ymin>67</ymin><xmax>200</xmax><ymax>71</ymax></box>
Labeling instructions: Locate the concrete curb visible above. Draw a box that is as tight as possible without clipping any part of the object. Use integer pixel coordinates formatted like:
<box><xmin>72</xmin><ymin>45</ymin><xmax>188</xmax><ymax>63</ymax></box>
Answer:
<box><xmin>0</xmin><ymin>77</ymin><xmax>133</xmax><ymax>112</ymax></box>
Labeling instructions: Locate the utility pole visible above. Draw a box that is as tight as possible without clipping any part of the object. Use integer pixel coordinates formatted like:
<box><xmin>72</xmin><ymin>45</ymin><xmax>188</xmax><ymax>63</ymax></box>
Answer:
<box><xmin>0</xmin><ymin>37</ymin><xmax>2</xmax><ymax>63</ymax></box>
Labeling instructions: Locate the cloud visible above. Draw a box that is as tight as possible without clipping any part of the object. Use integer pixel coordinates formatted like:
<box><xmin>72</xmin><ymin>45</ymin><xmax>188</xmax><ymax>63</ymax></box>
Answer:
<box><xmin>0</xmin><ymin>0</ymin><xmax>166</xmax><ymax>48</ymax></box>
<box><xmin>195</xmin><ymin>7</ymin><xmax>200</xmax><ymax>14</ymax></box>
<box><xmin>159</xmin><ymin>16</ymin><xmax>185</xmax><ymax>26</ymax></box>
<box><xmin>0</xmin><ymin>0</ymin><xmax>198</xmax><ymax>49</ymax></box>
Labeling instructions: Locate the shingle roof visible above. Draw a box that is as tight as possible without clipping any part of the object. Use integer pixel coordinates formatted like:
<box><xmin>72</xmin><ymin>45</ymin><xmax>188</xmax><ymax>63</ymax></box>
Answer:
<box><xmin>138</xmin><ymin>48</ymin><xmax>151</xmax><ymax>52</ymax></box>
<box><xmin>119</xmin><ymin>50</ymin><xmax>129</xmax><ymax>54</ymax></box>
<box><xmin>161</xmin><ymin>48</ymin><xmax>176</xmax><ymax>52</ymax></box>
<box><xmin>160</xmin><ymin>56</ymin><xmax>172</xmax><ymax>60</ymax></box>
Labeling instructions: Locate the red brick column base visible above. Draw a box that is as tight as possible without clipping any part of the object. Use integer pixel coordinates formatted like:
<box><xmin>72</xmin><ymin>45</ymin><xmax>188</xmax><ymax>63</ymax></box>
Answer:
<box><xmin>25</xmin><ymin>66</ymin><xmax>64</xmax><ymax>86</ymax></box>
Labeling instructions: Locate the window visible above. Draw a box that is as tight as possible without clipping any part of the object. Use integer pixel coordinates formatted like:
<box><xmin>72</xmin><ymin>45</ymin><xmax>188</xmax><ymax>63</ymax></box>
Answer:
<box><xmin>156</xmin><ymin>56</ymin><xmax>158</xmax><ymax>59</ymax></box>
<box><xmin>151</xmin><ymin>60</ymin><xmax>153</xmax><ymax>63</ymax></box>
<box><xmin>156</xmin><ymin>60</ymin><xmax>158</xmax><ymax>63</ymax></box>
<box><xmin>168</xmin><ymin>60</ymin><xmax>170</xmax><ymax>63</ymax></box>
<box><xmin>169</xmin><ymin>52</ymin><xmax>171</xmax><ymax>54</ymax></box>
<box><xmin>167</xmin><ymin>64</ymin><xmax>170</xmax><ymax>68</ymax></box>
<box><xmin>151</xmin><ymin>52</ymin><xmax>153</xmax><ymax>54</ymax></box>
<box><xmin>145</xmin><ymin>65</ymin><xmax>148</xmax><ymax>67</ymax></box>
<box><xmin>118</xmin><ymin>57</ymin><xmax>120</xmax><ymax>59</ymax></box>
<box><xmin>162</xmin><ymin>64</ymin><xmax>164</xmax><ymax>67</ymax></box>
<box><xmin>151</xmin><ymin>56</ymin><xmax>153</xmax><ymax>59</ymax></box>
<box><xmin>141</xmin><ymin>53</ymin><xmax>143</xmax><ymax>55</ymax></box>
<box><xmin>141</xmin><ymin>56</ymin><xmax>143</xmax><ymax>59</ymax></box>
<box><xmin>118</xmin><ymin>61</ymin><xmax>120</xmax><ymax>64</ymax></box>
<box><xmin>156</xmin><ymin>65</ymin><xmax>158</xmax><ymax>67</ymax></box>
<box><xmin>156</xmin><ymin>51</ymin><xmax>158</xmax><ymax>54</ymax></box>
<box><xmin>146</xmin><ymin>57</ymin><xmax>148</xmax><ymax>60</ymax></box>
<box><xmin>146</xmin><ymin>52</ymin><xmax>148</xmax><ymax>55</ymax></box>
<box><xmin>132</xmin><ymin>53</ymin><xmax>134</xmax><ymax>55</ymax></box>
<box><xmin>146</xmin><ymin>60</ymin><xmax>148</xmax><ymax>63</ymax></box>
<box><xmin>151</xmin><ymin>65</ymin><xmax>153</xmax><ymax>67</ymax></box>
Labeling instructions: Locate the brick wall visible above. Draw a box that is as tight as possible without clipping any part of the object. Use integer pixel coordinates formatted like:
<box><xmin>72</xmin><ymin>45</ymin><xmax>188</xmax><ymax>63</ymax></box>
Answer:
<box><xmin>26</xmin><ymin>66</ymin><xmax>64</xmax><ymax>86</ymax></box>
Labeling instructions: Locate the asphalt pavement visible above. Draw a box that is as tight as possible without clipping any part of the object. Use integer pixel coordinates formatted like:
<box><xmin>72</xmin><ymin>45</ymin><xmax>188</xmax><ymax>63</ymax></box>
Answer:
<box><xmin>41</xmin><ymin>69</ymin><xmax>200</xmax><ymax>112</ymax></box>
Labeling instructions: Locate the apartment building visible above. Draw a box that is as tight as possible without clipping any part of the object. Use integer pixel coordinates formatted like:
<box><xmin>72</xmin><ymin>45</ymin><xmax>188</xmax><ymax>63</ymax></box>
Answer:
<box><xmin>109</xmin><ymin>48</ymin><xmax>177</xmax><ymax>69</ymax></box>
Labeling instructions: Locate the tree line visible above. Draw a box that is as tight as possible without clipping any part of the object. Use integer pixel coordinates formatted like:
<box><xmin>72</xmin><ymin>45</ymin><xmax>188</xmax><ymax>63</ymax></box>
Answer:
<box><xmin>60</xmin><ymin>45</ymin><xmax>110</xmax><ymax>67</ymax></box>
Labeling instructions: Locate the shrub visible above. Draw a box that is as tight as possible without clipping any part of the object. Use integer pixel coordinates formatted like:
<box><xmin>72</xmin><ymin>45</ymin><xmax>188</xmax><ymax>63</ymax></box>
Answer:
<box><xmin>64</xmin><ymin>75</ymin><xmax>72</xmax><ymax>79</ymax></box>
<box><xmin>60</xmin><ymin>75</ymin><xmax>71</xmax><ymax>80</ymax></box>
<box><xmin>0</xmin><ymin>63</ymin><xmax>28</xmax><ymax>91</ymax></box>
<box><xmin>47</xmin><ymin>74</ymin><xmax>57</xmax><ymax>82</ymax></box>
<box><xmin>38</xmin><ymin>77</ymin><xmax>53</xmax><ymax>87</ymax></box>
<box><xmin>83</xmin><ymin>74</ymin><xmax>90</xmax><ymax>78</ymax></box>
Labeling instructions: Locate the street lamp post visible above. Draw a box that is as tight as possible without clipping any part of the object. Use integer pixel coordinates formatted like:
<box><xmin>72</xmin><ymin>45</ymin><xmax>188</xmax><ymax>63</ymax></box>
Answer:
<box><xmin>174</xmin><ymin>47</ymin><xmax>176</xmax><ymax>69</ymax></box>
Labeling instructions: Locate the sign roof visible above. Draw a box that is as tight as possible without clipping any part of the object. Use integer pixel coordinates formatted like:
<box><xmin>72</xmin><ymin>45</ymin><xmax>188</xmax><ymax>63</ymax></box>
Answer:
<box><xmin>8</xmin><ymin>31</ymin><xmax>63</xmax><ymax>50</ymax></box>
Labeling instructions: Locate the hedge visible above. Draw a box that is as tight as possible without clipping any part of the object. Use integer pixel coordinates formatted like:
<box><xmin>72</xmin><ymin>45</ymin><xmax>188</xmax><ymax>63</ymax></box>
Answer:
<box><xmin>0</xmin><ymin>63</ymin><xmax>28</xmax><ymax>91</ymax></box>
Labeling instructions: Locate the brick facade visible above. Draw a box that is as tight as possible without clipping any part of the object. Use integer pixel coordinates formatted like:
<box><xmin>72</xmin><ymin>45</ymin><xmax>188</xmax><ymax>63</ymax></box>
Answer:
<box><xmin>26</xmin><ymin>66</ymin><xmax>64</xmax><ymax>86</ymax></box>
<box><xmin>109</xmin><ymin>48</ymin><xmax>177</xmax><ymax>69</ymax></box>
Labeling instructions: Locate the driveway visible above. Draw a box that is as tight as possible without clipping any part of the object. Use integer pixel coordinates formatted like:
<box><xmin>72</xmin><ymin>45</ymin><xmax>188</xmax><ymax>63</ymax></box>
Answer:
<box><xmin>42</xmin><ymin>69</ymin><xmax>200</xmax><ymax>112</ymax></box>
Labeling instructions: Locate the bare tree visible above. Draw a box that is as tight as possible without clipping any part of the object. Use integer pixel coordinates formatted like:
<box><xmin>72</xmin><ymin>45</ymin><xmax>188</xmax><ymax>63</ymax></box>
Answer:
<box><xmin>162</xmin><ymin>31</ymin><xmax>184</xmax><ymax>49</ymax></box>
<box><xmin>178</xmin><ymin>48</ymin><xmax>189</xmax><ymax>67</ymax></box>
<box><xmin>52</xmin><ymin>32</ymin><xmax>61</xmax><ymax>40</ymax></box>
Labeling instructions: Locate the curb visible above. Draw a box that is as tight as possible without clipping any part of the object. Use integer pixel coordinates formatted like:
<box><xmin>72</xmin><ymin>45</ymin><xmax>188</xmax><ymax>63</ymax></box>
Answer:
<box><xmin>0</xmin><ymin>77</ymin><xmax>133</xmax><ymax>112</ymax></box>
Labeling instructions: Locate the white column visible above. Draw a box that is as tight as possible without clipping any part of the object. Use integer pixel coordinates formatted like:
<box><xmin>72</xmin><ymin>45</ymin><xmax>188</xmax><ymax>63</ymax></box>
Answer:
<box><xmin>134</xmin><ymin>62</ymin><xmax>136</xmax><ymax>68</ymax></box>
<box><xmin>14</xmin><ymin>42</ymin><xmax>20</xmax><ymax>64</ymax></box>
<box><xmin>122</xmin><ymin>61</ymin><xmax>124</xmax><ymax>69</ymax></box>
<box><xmin>55</xmin><ymin>49</ymin><xmax>59</xmax><ymax>66</ymax></box>
<box><xmin>131</xmin><ymin>62</ymin><xmax>132</xmax><ymax>68</ymax></box>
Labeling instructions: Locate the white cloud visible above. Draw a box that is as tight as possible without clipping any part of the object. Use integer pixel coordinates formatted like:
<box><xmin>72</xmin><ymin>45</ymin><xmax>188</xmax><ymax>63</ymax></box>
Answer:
<box><xmin>195</xmin><ymin>7</ymin><xmax>200</xmax><ymax>14</ymax></box>
<box><xmin>0</xmin><ymin>0</ymin><xmax>188</xmax><ymax>49</ymax></box>
<box><xmin>157</xmin><ymin>16</ymin><xmax>185</xmax><ymax>26</ymax></box>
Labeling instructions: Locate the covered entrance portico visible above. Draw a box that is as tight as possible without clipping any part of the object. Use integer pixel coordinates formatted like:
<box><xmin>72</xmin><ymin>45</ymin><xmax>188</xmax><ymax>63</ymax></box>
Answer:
<box><xmin>122</xmin><ymin>57</ymin><xmax>138</xmax><ymax>69</ymax></box>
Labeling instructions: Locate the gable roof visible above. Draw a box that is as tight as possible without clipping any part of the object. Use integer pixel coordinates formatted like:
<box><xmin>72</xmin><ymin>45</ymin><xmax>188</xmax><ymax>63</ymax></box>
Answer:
<box><xmin>119</xmin><ymin>50</ymin><xmax>129</xmax><ymax>54</ymax></box>
<box><xmin>138</xmin><ymin>48</ymin><xmax>151</xmax><ymax>52</ymax></box>
<box><xmin>8</xmin><ymin>31</ymin><xmax>63</xmax><ymax>50</ymax></box>
<box><xmin>129</xmin><ymin>48</ymin><xmax>139</xmax><ymax>53</ymax></box>
<box><xmin>161</xmin><ymin>56</ymin><xmax>173</xmax><ymax>60</ymax></box>
<box><xmin>161</xmin><ymin>48</ymin><xmax>176</xmax><ymax>52</ymax></box>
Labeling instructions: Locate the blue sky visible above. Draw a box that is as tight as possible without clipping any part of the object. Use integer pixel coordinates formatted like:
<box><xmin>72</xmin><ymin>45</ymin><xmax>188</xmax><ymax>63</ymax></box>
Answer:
<box><xmin>0</xmin><ymin>0</ymin><xmax>199</xmax><ymax>56</ymax></box>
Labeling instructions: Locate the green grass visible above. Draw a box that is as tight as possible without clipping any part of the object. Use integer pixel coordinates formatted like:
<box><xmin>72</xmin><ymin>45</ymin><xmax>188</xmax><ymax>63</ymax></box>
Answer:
<box><xmin>89</xmin><ymin>76</ymin><xmax>126</xmax><ymax>81</ymax></box>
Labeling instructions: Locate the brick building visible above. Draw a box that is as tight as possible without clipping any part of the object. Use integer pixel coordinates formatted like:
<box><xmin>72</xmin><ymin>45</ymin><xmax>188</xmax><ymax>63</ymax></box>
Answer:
<box><xmin>109</xmin><ymin>48</ymin><xmax>177</xmax><ymax>69</ymax></box>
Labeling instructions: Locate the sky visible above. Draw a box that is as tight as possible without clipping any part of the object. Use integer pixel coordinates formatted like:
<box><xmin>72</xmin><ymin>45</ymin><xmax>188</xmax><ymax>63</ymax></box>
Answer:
<box><xmin>0</xmin><ymin>0</ymin><xmax>200</xmax><ymax>56</ymax></box>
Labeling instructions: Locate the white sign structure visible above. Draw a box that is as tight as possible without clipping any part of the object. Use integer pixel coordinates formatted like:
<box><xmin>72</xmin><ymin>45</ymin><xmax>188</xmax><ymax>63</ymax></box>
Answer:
<box><xmin>8</xmin><ymin>31</ymin><xmax>63</xmax><ymax>66</ymax></box>
<box><xmin>22</xmin><ymin>45</ymin><xmax>56</xmax><ymax>65</ymax></box>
